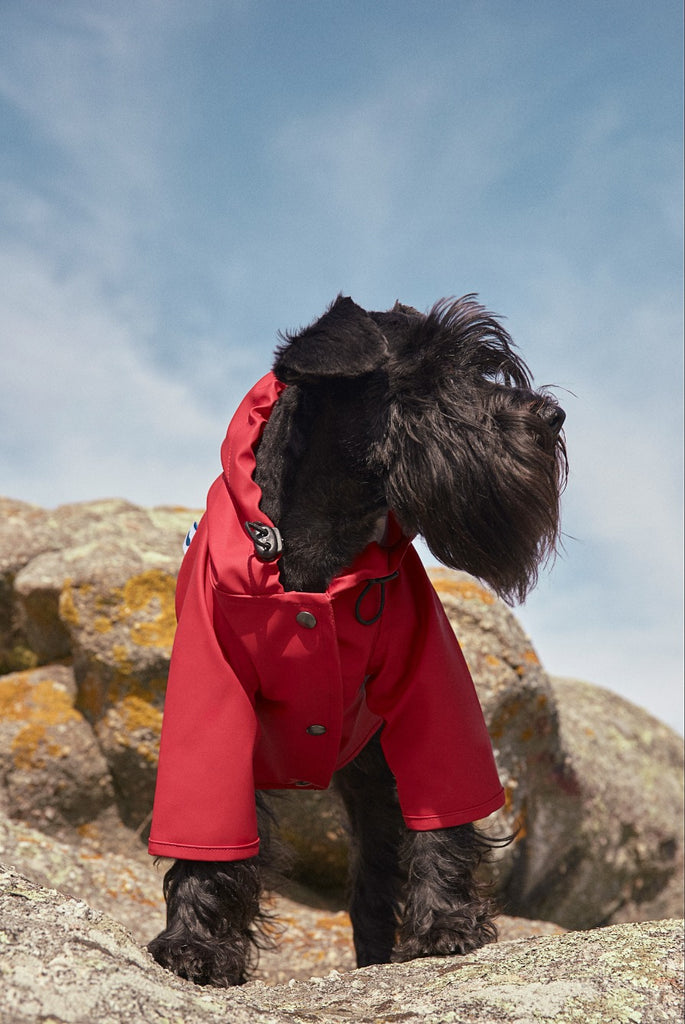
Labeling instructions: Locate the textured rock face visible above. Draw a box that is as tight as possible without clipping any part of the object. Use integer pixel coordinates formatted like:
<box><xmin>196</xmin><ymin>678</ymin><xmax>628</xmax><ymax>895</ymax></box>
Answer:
<box><xmin>0</xmin><ymin>496</ymin><xmax>683</xmax><ymax>931</ymax></box>
<box><xmin>1</xmin><ymin>497</ymin><xmax>194</xmax><ymax>829</ymax></box>
<box><xmin>428</xmin><ymin>571</ymin><xmax>685</xmax><ymax>929</ymax></box>
<box><xmin>531</xmin><ymin>676</ymin><xmax>684</xmax><ymax>928</ymax></box>
<box><xmin>0</xmin><ymin>804</ymin><xmax>566</xmax><ymax>987</ymax></box>
<box><xmin>0</xmin><ymin>665</ymin><xmax>114</xmax><ymax>835</ymax></box>
<box><xmin>0</xmin><ymin>865</ymin><xmax>682</xmax><ymax>1024</ymax></box>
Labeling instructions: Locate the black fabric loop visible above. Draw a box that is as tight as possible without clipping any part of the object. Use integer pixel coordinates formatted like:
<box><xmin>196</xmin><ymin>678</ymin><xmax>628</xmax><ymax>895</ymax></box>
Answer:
<box><xmin>355</xmin><ymin>571</ymin><xmax>400</xmax><ymax>626</ymax></box>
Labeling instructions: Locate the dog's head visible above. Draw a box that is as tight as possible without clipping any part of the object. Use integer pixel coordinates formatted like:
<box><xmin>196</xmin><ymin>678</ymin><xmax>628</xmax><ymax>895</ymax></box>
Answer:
<box><xmin>273</xmin><ymin>295</ymin><xmax>567</xmax><ymax>603</ymax></box>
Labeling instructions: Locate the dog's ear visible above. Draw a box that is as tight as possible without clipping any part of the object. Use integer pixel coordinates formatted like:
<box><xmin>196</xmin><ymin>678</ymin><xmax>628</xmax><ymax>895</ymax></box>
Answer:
<box><xmin>273</xmin><ymin>295</ymin><xmax>388</xmax><ymax>383</ymax></box>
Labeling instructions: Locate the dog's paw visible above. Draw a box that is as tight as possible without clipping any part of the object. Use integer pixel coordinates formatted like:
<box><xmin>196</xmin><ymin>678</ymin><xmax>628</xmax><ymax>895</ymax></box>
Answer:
<box><xmin>395</xmin><ymin>918</ymin><xmax>497</xmax><ymax>962</ymax></box>
<box><xmin>147</xmin><ymin>935</ymin><xmax>246</xmax><ymax>987</ymax></box>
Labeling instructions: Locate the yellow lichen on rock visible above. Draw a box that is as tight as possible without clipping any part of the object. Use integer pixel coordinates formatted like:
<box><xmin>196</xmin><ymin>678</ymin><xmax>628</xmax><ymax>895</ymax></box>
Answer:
<box><xmin>117</xmin><ymin>694</ymin><xmax>163</xmax><ymax>736</ymax></box>
<box><xmin>122</xmin><ymin>570</ymin><xmax>176</xmax><ymax>648</ymax></box>
<box><xmin>428</xmin><ymin>569</ymin><xmax>496</xmax><ymax>605</ymax></box>
<box><xmin>0</xmin><ymin>673</ymin><xmax>82</xmax><ymax>770</ymax></box>
<box><xmin>11</xmin><ymin>722</ymin><xmax>67</xmax><ymax>770</ymax></box>
<box><xmin>111</xmin><ymin>644</ymin><xmax>133</xmax><ymax>675</ymax></box>
<box><xmin>59</xmin><ymin>572</ymin><xmax>176</xmax><ymax>651</ymax></box>
<box><xmin>58</xmin><ymin>580</ymin><xmax>81</xmax><ymax>626</ymax></box>
<box><xmin>0</xmin><ymin>674</ymin><xmax>79</xmax><ymax>725</ymax></box>
<box><xmin>98</xmin><ymin>695</ymin><xmax>163</xmax><ymax>767</ymax></box>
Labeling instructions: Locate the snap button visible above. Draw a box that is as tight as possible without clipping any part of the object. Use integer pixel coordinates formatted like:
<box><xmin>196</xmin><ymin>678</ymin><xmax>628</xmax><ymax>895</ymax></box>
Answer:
<box><xmin>296</xmin><ymin>610</ymin><xmax>317</xmax><ymax>629</ymax></box>
<box><xmin>306</xmin><ymin>724</ymin><xmax>327</xmax><ymax>736</ymax></box>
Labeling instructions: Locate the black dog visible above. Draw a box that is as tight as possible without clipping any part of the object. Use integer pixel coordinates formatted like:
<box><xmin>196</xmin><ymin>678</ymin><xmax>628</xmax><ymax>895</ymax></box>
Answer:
<box><xmin>147</xmin><ymin>295</ymin><xmax>567</xmax><ymax>986</ymax></box>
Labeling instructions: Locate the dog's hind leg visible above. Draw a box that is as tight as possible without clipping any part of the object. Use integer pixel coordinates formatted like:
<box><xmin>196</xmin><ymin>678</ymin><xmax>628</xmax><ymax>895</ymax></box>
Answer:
<box><xmin>334</xmin><ymin>731</ymin><xmax>404</xmax><ymax>967</ymax></box>
<box><xmin>395</xmin><ymin>822</ymin><xmax>499</xmax><ymax>961</ymax></box>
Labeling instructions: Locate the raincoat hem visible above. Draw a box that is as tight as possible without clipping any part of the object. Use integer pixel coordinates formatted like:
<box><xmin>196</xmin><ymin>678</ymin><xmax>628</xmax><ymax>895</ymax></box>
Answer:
<box><xmin>147</xmin><ymin>838</ymin><xmax>260</xmax><ymax>861</ymax></box>
<box><xmin>401</xmin><ymin>787</ymin><xmax>505</xmax><ymax>831</ymax></box>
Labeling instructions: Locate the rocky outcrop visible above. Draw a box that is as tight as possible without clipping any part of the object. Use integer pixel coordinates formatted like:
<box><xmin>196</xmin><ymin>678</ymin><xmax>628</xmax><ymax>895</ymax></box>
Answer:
<box><xmin>0</xmin><ymin>496</ymin><xmax>683</xmax><ymax>932</ymax></box>
<box><xmin>0</xmin><ymin>664</ymin><xmax>114</xmax><ymax>836</ymax></box>
<box><xmin>503</xmin><ymin>674</ymin><xmax>684</xmax><ymax>929</ymax></box>
<box><xmin>0</xmin><ymin>802</ymin><xmax>165</xmax><ymax>946</ymax></box>
<box><xmin>1</xmin><ymin>497</ymin><xmax>195</xmax><ymax>829</ymax></box>
<box><xmin>0</xmin><ymin>498</ymin><xmax>189</xmax><ymax>668</ymax></box>
<box><xmin>0</xmin><ymin>803</ymin><xmax>565</xmax><ymax>987</ymax></box>
<box><xmin>423</xmin><ymin>572</ymin><xmax>685</xmax><ymax>929</ymax></box>
<box><xmin>0</xmin><ymin>864</ymin><xmax>682</xmax><ymax>1024</ymax></box>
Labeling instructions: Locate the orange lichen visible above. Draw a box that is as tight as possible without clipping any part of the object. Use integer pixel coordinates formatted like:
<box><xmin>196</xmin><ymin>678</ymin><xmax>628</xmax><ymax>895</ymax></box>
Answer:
<box><xmin>122</xmin><ymin>571</ymin><xmax>176</xmax><ymax>648</ymax></box>
<box><xmin>317</xmin><ymin>913</ymin><xmax>352</xmax><ymax>930</ymax></box>
<box><xmin>76</xmin><ymin>822</ymin><xmax>101</xmax><ymax>841</ymax></box>
<box><xmin>117</xmin><ymin>694</ymin><xmax>163</xmax><ymax>736</ymax></box>
<box><xmin>111</xmin><ymin>644</ymin><xmax>133</xmax><ymax>674</ymax></box>
<box><xmin>76</xmin><ymin>670</ymin><xmax>106</xmax><ymax>723</ymax></box>
<box><xmin>104</xmin><ymin>888</ymin><xmax>160</xmax><ymax>908</ymax></box>
<box><xmin>501</xmin><ymin>786</ymin><xmax>527</xmax><ymax>840</ymax></box>
<box><xmin>1</xmin><ymin>673</ymin><xmax>82</xmax><ymax>770</ymax></box>
<box><xmin>428</xmin><ymin>570</ymin><xmax>496</xmax><ymax>605</ymax></box>
<box><xmin>0</xmin><ymin>674</ymin><xmax>79</xmax><ymax>724</ymax></box>
<box><xmin>77</xmin><ymin>668</ymin><xmax>168</xmax><ymax>725</ymax></box>
<box><xmin>62</xmin><ymin>572</ymin><xmax>176</xmax><ymax>650</ymax></box>
<box><xmin>489</xmin><ymin>697</ymin><xmax>524</xmax><ymax>740</ymax></box>
<box><xmin>11</xmin><ymin>722</ymin><xmax>67</xmax><ymax>769</ymax></box>
<box><xmin>101</xmin><ymin>695</ymin><xmax>163</xmax><ymax>765</ymax></box>
<box><xmin>58</xmin><ymin>580</ymin><xmax>81</xmax><ymax>626</ymax></box>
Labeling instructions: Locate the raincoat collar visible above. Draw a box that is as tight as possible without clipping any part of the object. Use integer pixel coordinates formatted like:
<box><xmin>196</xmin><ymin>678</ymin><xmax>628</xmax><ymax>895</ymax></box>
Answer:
<box><xmin>208</xmin><ymin>372</ymin><xmax>411</xmax><ymax>597</ymax></box>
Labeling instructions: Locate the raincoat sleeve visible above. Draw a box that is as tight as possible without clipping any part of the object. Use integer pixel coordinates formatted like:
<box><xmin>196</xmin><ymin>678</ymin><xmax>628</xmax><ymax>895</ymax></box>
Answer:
<box><xmin>148</xmin><ymin>516</ymin><xmax>261</xmax><ymax>861</ymax></box>
<box><xmin>364</xmin><ymin>548</ymin><xmax>505</xmax><ymax>831</ymax></box>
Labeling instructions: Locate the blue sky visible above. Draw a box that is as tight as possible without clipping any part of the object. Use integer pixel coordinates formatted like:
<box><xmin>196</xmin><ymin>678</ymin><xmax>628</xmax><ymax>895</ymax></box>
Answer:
<box><xmin>1</xmin><ymin>1</ymin><xmax>682</xmax><ymax>732</ymax></box>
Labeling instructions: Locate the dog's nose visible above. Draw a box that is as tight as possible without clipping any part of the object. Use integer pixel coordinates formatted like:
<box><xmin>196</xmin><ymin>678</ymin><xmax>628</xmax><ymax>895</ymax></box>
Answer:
<box><xmin>539</xmin><ymin>405</ymin><xmax>566</xmax><ymax>435</ymax></box>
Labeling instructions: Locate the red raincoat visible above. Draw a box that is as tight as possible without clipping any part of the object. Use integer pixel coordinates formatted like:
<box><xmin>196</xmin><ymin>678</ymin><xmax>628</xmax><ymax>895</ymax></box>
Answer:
<box><xmin>148</xmin><ymin>373</ymin><xmax>504</xmax><ymax>862</ymax></box>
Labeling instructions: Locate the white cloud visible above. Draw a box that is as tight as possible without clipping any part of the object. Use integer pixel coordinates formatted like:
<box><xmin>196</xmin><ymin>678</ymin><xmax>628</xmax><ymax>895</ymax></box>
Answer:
<box><xmin>0</xmin><ymin>243</ymin><xmax>227</xmax><ymax>509</ymax></box>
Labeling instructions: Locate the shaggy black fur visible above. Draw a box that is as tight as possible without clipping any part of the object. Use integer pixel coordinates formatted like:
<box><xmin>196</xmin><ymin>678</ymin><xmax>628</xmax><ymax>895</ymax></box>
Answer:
<box><xmin>148</xmin><ymin>794</ymin><xmax>279</xmax><ymax>986</ymax></box>
<box><xmin>148</xmin><ymin>294</ymin><xmax>567</xmax><ymax>986</ymax></box>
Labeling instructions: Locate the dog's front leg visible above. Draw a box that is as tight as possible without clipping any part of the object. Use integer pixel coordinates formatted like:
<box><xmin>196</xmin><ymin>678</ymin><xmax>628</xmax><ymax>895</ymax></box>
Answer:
<box><xmin>148</xmin><ymin>858</ymin><xmax>265</xmax><ymax>986</ymax></box>
<box><xmin>334</xmin><ymin>733</ymin><xmax>404</xmax><ymax>967</ymax></box>
<box><xmin>395</xmin><ymin>823</ymin><xmax>499</xmax><ymax>961</ymax></box>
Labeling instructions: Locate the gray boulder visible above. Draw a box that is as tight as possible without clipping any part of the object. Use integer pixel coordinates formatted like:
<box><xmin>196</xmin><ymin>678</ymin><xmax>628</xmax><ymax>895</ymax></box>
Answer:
<box><xmin>0</xmin><ymin>498</ymin><xmax>185</xmax><ymax>669</ymax></box>
<box><xmin>0</xmin><ymin>498</ymin><xmax>57</xmax><ymax>672</ymax></box>
<box><xmin>506</xmin><ymin>675</ymin><xmax>685</xmax><ymax>928</ymax></box>
<box><xmin>4</xmin><ymin>498</ymin><xmax>196</xmax><ymax>828</ymax></box>
<box><xmin>0</xmin><ymin>665</ymin><xmax>114</xmax><ymax>836</ymax></box>
<box><xmin>0</xmin><ymin>801</ymin><xmax>166</xmax><ymax>945</ymax></box>
<box><xmin>423</xmin><ymin>572</ymin><xmax>685</xmax><ymax>929</ymax></box>
<box><xmin>0</xmin><ymin>864</ymin><xmax>682</xmax><ymax>1024</ymax></box>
